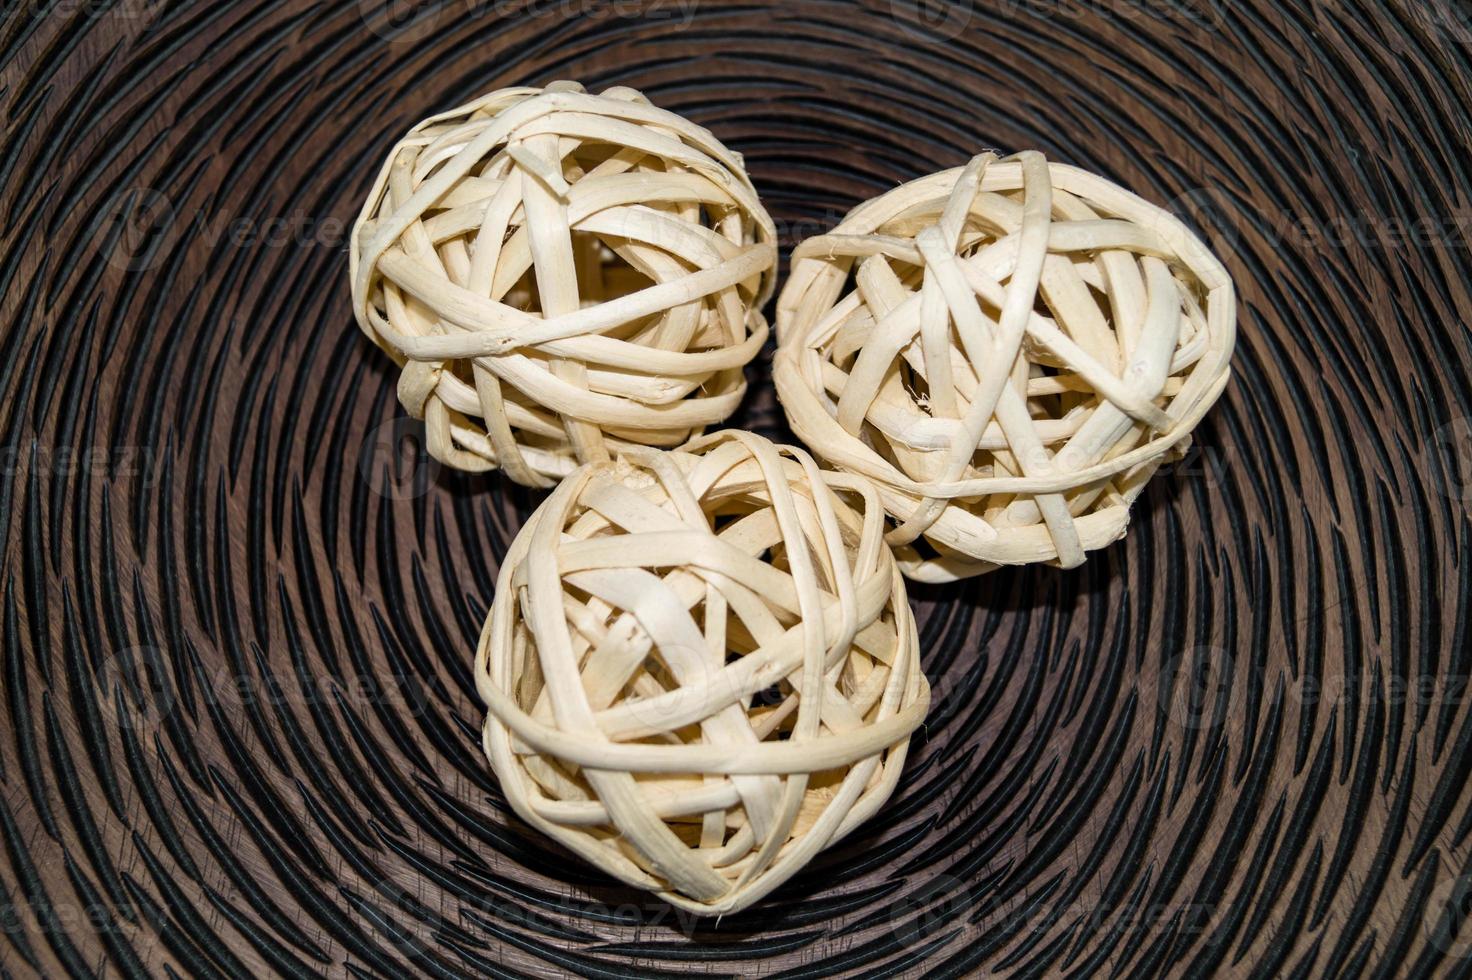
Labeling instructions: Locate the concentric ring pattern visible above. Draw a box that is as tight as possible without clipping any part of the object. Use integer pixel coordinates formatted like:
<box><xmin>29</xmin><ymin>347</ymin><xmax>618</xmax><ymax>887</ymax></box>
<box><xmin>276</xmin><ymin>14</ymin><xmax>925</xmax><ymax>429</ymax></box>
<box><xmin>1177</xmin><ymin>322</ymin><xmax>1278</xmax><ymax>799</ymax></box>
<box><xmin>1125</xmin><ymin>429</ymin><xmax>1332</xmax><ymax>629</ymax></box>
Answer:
<box><xmin>2</xmin><ymin>1</ymin><xmax>1471</xmax><ymax>976</ymax></box>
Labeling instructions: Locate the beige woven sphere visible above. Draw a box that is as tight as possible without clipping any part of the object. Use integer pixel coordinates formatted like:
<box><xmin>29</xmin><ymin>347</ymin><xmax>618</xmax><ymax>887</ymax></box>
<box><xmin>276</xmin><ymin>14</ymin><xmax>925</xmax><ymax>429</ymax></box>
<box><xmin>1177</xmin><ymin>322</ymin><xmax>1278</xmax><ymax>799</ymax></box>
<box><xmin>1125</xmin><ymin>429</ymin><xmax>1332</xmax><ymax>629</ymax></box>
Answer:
<box><xmin>350</xmin><ymin>81</ymin><xmax>777</xmax><ymax>487</ymax></box>
<box><xmin>774</xmin><ymin>152</ymin><xmax>1235</xmax><ymax>582</ymax></box>
<box><xmin>474</xmin><ymin>431</ymin><xmax>929</xmax><ymax>914</ymax></box>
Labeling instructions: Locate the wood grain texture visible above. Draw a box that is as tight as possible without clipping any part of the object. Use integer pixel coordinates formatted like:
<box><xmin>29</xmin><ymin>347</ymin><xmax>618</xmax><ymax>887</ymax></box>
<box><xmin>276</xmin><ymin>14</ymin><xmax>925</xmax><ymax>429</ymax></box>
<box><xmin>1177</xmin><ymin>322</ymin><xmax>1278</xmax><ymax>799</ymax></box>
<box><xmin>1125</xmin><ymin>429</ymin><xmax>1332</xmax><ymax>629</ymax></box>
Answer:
<box><xmin>2</xmin><ymin>0</ymin><xmax>1471</xmax><ymax>976</ymax></box>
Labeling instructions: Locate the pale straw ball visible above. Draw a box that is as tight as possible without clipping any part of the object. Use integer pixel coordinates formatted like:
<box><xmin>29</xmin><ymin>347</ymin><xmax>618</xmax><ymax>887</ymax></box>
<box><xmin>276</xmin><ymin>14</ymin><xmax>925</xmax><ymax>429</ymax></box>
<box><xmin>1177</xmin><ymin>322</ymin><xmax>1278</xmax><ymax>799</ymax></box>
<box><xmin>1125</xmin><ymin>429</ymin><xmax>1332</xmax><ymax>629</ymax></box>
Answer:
<box><xmin>475</xmin><ymin>431</ymin><xmax>929</xmax><ymax>914</ymax></box>
<box><xmin>351</xmin><ymin>81</ymin><xmax>777</xmax><ymax>487</ymax></box>
<box><xmin>774</xmin><ymin>152</ymin><xmax>1235</xmax><ymax>582</ymax></box>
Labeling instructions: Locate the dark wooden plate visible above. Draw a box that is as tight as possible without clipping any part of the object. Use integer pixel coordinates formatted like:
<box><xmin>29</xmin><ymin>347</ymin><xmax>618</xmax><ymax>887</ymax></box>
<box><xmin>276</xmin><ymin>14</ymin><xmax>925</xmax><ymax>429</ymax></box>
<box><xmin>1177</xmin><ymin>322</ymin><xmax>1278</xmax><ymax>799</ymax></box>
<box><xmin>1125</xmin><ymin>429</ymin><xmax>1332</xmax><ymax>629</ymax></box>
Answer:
<box><xmin>3</xmin><ymin>1</ymin><xmax>1470</xmax><ymax>976</ymax></box>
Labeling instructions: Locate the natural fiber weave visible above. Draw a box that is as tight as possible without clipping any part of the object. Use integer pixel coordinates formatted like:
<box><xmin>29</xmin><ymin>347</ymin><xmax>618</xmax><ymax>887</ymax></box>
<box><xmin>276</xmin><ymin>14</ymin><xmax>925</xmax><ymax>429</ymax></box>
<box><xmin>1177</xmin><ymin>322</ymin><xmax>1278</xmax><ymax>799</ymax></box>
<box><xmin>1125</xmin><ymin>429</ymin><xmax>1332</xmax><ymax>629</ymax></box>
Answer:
<box><xmin>474</xmin><ymin>431</ymin><xmax>929</xmax><ymax>914</ymax></box>
<box><xmin>774</xmin><ymin>152</ymin><xmax>1235</xmax><ymax>582</ymax></box>
<box><xmin>350</xmin><ymin>81</ymin><xmax>777</xmax><ymax>487</ymax></box>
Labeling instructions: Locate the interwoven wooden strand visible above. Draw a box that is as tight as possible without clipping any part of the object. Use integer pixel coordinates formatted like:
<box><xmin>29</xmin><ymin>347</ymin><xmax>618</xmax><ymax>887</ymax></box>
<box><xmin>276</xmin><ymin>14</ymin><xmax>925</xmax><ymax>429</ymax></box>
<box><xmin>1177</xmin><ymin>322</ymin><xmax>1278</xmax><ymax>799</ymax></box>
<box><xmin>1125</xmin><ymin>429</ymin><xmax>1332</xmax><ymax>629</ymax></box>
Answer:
<box><xmin>474</xmin><ymin>431</ymin><xmax>929</xmax><ymax>914</ymax></box>
<box><xmin>350</xmin><ymin>81</ymin><xmax>778</xmax><ymax>487</ymax></box>
<box><xmin>773</xmin><ymin>152</ymin><xmax>1236</xmax><ymax>582</ymax></box>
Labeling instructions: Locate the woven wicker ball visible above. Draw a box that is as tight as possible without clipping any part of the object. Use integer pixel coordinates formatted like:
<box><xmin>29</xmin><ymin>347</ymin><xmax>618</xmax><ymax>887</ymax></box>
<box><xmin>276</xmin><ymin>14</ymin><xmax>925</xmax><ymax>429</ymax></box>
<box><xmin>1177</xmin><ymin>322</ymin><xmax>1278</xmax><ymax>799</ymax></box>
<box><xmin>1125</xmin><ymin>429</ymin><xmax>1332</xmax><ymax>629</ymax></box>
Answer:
<box><xmin>350</xmin><ymin>81</ymin><xmax>777</xmax><ymax>487</ymax></box>
<box><xmin>474</xmin><ymin>431</ymin><xmax>929</xmax><ymax>914</ymax></box>
<box><xmin>773</xmin><ymin>152</ymin><xmax>1235</xmax><ymax>582</ymax></box>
